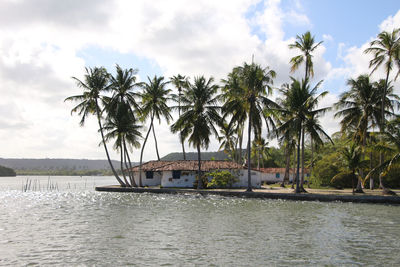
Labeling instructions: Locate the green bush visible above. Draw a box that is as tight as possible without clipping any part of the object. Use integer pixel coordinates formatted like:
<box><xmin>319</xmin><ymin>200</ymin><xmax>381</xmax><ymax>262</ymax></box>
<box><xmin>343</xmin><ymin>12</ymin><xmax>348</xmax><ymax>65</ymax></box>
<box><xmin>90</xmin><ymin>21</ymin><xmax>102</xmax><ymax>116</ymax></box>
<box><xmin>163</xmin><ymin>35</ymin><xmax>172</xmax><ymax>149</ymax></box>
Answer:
<box><xmin>381</xmin><ymin>165</ymin><xmax>400</xmax><ymax>188</ymax></box>
<box><xmin>312</xmin><ymin>154</ymin><xmax>341</xmax><ymax>186</ymax></box>
<box><xmin>193</xmin><ymin>174</ymin><xmax>208</xmax><ymax>189</ymax></box>
<box><xmin>206</xmin><ymin>170</ymin><xmax>239</xmax><ymax>189</ymax></box>
<box><xmin>330</xmin><ymin>171</ymin><xmax>356</xmax><ymax>189</ymax></box>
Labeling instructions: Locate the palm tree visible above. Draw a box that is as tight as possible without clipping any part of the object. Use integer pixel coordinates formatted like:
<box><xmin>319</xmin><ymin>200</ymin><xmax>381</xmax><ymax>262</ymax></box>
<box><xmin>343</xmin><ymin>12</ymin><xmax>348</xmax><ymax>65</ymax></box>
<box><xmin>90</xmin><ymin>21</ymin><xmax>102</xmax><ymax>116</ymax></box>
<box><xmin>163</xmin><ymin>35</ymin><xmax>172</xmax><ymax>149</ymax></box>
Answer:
<box><xmin>65</xmin><ymin>67</ymin><xmax>125</xmax><ymax>187</ymax></box>
<box><xmin>218</xmin><ymin>122</ymin><xmax>237</xmax><ymax>162</ymax></box>
<box><xmin>277</xmin><ymin>78</ymin><xmax>330</xmax><ymax>193</ymax></box>
<box><xmin>171</xmin><ymin>76</ymin><xmax>221</xmax><ymax>189</ymax></box>
<box><xmin>252</xmin><ymin>137</ymin><xmax>270</xmax><ymax>170</ymax></box>
<box><xmin>221</xmin><ymin>70</ymin><xmax>247</xmax><ymax>164</ymax></box>
<box><xmin>103</xmin><ymin>102</ymin><xmax>142</xmax><ymax>187</ymax></box>
<box><xmin>138</xmin><ymin>75</ymin><xmax>172</xmax><ymax>184</ymax></box>
<box><xmin>170</xmin><ymin>74</ymin><xmax>189</xmax><ymax>160</ymax></box>
<box><xmin>289</xmin><ymin>31</ymin><xmax>323</xmax><ymax>81</ymax></box>
<box><xmin>333</xmin><ymin>143</ymin><xmax>367</xmax><ymax>194</ymax></box>
<box><xmin>222</xmin><ymin>62</ymin><xmax>277</xmax><ymax>192</ymax></box>
<box><xmin>365</xmin><ymin>28</ymin><xmax>400</xmax><ymax>188</ymax></box>
<box><xmin>108</xmin><ymin>65</ymin><xmax>140</xmax><ymax>116</ymax></box>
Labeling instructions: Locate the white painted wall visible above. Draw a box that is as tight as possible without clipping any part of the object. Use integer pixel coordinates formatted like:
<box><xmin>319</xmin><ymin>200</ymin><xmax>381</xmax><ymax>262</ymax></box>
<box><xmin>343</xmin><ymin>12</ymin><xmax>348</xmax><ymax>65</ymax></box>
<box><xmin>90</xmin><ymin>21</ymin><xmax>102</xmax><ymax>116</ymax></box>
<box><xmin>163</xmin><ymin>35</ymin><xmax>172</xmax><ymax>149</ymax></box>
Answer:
<box><xmin>132</xmin><ymin>171</ymin><xmax>162</xmax><ymax>186</ymax></box>
<box><xmin>161</xmin><ymin>170</ymin><xmax>196</xmax><ymax>188</ymax></box>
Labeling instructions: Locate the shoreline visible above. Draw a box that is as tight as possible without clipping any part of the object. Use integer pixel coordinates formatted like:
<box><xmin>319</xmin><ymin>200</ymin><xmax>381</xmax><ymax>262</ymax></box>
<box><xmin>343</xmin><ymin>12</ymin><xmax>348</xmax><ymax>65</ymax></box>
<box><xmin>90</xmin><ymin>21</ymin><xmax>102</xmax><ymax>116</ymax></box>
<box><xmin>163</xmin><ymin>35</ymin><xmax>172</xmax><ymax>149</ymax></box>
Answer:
<box><xmin>95</xmin><ymin>186</ymin><xmax>400</xmax><ymax>204</ymax></box>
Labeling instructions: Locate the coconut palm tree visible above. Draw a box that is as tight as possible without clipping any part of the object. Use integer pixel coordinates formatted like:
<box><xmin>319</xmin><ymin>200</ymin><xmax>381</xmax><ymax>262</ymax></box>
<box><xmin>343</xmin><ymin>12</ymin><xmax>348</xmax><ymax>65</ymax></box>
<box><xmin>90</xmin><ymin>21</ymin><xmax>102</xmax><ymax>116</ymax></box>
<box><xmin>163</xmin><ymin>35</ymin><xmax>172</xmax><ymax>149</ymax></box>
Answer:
<box><xmin>335</xmin><ymin>76</ymin><xmax>399</xmax><ymax>190</ymax></box>
<box><xmin>138</xmin><ymin>75</ymin><xmax>172</xmax><ymax>183</ymax></box>
<box><xmin>65</xmin><ymin>67</ymin><xmax>125</xmax><ymax>187</ymax></box>
<box><xmin>103</xmin><ymin>102</ymin><xmax>142</xmax><ymax>187</ymax></box>
<box><xmin>218</xmin><ymin>122</ymin><xmax>237</xmax><ymax>162</ymax></box>
<box><xmin>171</xmin><ymin>76</ymin><xmax>221</xmax><ymax>189</ymax></box>
<box><xmin>108</xmin><ymin>65</ymin><xmax>140</xmax><ymax>116</ymax></box>
<box><xmin>365</xmin><ymin>28</ymin><xmax>400</xmax><ymax>188</ymax></box>
<box><xmin>170</xmin><ymin>74</ymin><xmax>189</xmax><ymax>160</ymax></box>
<box><xmin>222</xmin><ymin>62</ymin><xmax>277</xmax><ymax>192</ymax></box>
<box><xmin>333</xmin><ymin>143</ymin><xmax>367</xmax><ymax>194</ymax></box>
<box><xmin>277</xmin><ymin>78</ymin><xmax>330</xmax><ymax>193</ymax></box>
<box><xmin>221</xmin><ymin>70</ymin><xmax>247</xmax><ymax>164</ymax></box>
<box><xmin>289</xmin><ymin>31</ymin><xmax>323</xmax><ymax>81</ymax></box>
<box><xmin>252</xmin><ymin>137</ymin><xmax>270</xmax><ymax>170</ymax></box>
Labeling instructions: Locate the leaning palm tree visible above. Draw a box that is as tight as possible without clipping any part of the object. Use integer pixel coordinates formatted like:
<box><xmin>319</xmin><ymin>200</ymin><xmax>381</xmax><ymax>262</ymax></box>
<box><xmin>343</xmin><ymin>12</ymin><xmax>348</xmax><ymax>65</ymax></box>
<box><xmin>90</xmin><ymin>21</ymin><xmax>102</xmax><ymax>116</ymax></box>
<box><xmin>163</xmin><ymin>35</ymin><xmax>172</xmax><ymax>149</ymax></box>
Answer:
<box><xmin>170</xmin><ymin>74</ymin><xmax>189</xmax><ymax>160</ymax></box>
<box><xmin>365</xmin><ymin>28</ymin><xmax>400</xmax><ymax>188</ymax></box>
<box><xmin>277</xmin><ymin>78</ymin><xmax>330</xmax><ymax>193</ymax></box>
<box><xmin>223</xmin><ymin>62</ymin><xmax>277</xmax><ymax>192</ymax></box>
<box><xmin>171</xmin><ymin>76</ymin><xmax>221</xmax><ymax>189</ymax></box>
<box><xmin>103</xmin><ymin>102</ymin><xmax>142</xmax><ymax>187</ymax></box>
<box><xmin>289</xmin><ymin>31</ymin><xmax>323</xmax><ymax>81</ymax></box>
<box><xmin>65</xmin><ymin>67</ymin><xmax>125</xmax><ymax>186</ymax></box>
<box><xmin>138</xmin><ymin>75</ymin><xmax>172</xmax><ymax>184</ymax></box>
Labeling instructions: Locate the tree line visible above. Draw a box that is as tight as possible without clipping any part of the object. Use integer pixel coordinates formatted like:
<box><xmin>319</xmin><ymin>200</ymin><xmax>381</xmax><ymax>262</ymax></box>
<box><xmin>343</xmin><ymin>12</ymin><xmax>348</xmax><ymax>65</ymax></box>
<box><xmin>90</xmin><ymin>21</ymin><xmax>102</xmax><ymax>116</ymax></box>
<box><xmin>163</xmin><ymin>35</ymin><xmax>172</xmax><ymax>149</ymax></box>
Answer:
<box><xmin>66</xmin><ymin>28</ymin><xmax>400</xmax><ymax>194</ymax></box>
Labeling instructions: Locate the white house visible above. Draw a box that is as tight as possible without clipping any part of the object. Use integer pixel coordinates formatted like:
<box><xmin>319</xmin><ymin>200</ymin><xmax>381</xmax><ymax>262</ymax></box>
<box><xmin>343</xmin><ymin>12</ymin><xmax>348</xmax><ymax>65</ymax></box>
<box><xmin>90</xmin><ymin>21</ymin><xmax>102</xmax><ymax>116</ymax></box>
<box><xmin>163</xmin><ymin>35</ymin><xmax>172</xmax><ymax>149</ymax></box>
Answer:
<box><xmin>130</xmin><ymin>160</ymin><xmax>261</xmax><ymax>188</ymax></box>
<box><xmin>258</xmin><ymin>168</ymin><xmax>310</xmax><ymax>184</ymax></box>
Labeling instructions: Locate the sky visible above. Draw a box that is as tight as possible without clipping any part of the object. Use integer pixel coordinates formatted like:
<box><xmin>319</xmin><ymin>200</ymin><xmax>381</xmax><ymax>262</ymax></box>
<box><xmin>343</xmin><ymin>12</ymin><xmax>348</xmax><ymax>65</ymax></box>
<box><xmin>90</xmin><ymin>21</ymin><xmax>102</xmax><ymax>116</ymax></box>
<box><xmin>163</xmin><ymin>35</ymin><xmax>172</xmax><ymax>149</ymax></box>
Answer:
<box><xmin>0</xmin><ymin>0</ymin><xmax>399</xmax><ymax>161</ymax></box>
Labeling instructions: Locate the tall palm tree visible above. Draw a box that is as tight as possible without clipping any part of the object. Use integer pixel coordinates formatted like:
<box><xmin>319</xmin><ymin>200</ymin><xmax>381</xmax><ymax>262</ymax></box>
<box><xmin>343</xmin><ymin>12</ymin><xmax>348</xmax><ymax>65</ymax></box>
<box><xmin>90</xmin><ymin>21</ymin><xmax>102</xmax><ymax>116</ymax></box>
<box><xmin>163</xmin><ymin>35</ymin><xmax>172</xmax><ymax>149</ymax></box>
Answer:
<box><xmin>65</xmin><ymin>67</ymin><xmax>125</xmax><ymax>187</ymax></box>
<box><xmin>365</xmin><ymin>28</ymin><xmax>400</xmax><ymax>188</ymax></box>
<box><xmin>138</xmin><ymin>75</ymin><xmax>172</xmax><ymax>184</ymax></box>
<box><xmin>252</xmin><ymin>137</ymin><xmax>270</xmax><ymax>170</ymax></box>
<box><xmin>277</xmin><ymin>78</ymin><xmax>330</xmax><ymax>193</ymax></box>
<box><xmin>103</xmin><ymin>102</ymin><xmax>142</xmax><ymax>187</ymax></box>
<box><xmin>289</xmin><ymin>31</ymin><xmax>323</xmax><ymax>81</ymax></box>
<box><xmin>218</xmin><ymin>122</ymin><xmax>237</xmax><ymax>162</ymax></box>
<box><xmin>221</xmin><ymin>70</ymin><xmax>247</xmax><ymax>164</ymax></box>
<box><xmin>223</xmin><ymin>62</ymin><xmax>277</xmax><ymax>192</ymax></box>
<box><xmin>171</xmin><ymin>76</ymin><xmax>221</xmax><ymax>189</ymax></box>
<box><xmin>108</xmin><ymin>65</ymin><xmax>140</xmax><ymax>116</ymax></box>
<box><xmin>170</xmin><ymin>74</ymin><xmax>189</xmax><ymax>160</ymax></box>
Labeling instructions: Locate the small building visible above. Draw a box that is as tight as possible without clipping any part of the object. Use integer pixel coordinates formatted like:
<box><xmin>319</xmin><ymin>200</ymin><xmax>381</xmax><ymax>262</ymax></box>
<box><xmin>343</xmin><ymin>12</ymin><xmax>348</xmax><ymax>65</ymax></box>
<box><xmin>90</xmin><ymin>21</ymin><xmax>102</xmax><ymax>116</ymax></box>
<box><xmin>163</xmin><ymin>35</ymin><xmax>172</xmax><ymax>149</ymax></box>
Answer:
<box><xmin>258</xmin><ymin>168</ymin><xmax>310</xmax><ymax>184</ymax></box>
<box><xmin>130</xmin><ymin>160</ymin><xmax>261</xmax><ymax>188</ymax></box>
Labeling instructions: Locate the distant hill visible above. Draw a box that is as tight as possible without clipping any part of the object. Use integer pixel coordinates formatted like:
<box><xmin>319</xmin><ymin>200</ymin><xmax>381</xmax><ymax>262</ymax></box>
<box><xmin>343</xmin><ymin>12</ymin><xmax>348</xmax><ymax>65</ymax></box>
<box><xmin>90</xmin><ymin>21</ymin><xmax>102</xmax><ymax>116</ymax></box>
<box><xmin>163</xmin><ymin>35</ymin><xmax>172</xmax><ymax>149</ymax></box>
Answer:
<box><xmin>161</xmin><ymin>151</ymin><xmax>231</xmax><ymax>161</ymax></box>
<box><xmin>0</xmin><ymin>158</ymin><xmax>132</xmax><ymax>171</ymax></box>
<box><xmin>0</xmin><ymin>165</ymin><xmax>16</xmax><ymax>177</ymax></box>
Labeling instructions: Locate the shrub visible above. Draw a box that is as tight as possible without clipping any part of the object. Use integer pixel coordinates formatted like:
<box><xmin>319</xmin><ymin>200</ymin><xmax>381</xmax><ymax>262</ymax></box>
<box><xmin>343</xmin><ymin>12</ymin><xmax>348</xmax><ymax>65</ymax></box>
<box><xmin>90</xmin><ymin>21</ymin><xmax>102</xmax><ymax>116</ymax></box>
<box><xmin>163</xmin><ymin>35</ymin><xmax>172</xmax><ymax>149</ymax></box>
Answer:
<box><xmin>206</xmin><ymin>170</ymin><xmax>239</xmax><ymax>189</ymax></box>
<box><xmin>330</xmin><ymin>171</ymin><xmax>356</xmax><ymax>189</ymax></box>
<box><xmin>193</xmin><ymin>174</ymin><xmax>208</xmax><ymax>189</ymax></box>
<box><xmin>312</xmin><ymin>154</ymin><xmax>341</xmax><ymax>186</ymax></box>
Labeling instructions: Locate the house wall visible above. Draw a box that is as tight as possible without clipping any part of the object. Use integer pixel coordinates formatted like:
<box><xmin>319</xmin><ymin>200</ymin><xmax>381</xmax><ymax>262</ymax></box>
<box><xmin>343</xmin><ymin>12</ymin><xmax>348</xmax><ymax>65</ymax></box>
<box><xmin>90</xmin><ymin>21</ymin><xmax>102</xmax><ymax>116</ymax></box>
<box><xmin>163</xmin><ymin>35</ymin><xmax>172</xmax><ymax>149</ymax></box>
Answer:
<box><xmin>132</xmin><ymin>171</ymin><xmax>162</xmax><ymax>186</ymax></box>
<box><xmin>260</xmin><ymin>172</ymin><xmax>310</xmax><ymax>183</ymax></box>
<box><xmin>133</xmin><ymin>169</ymin><xmax>262</xmax><ymax>189</ymax></box>
<box><xmin>161</xmin><ymin>170</ymin><xmax>196</xmax><ymax>188</ymax></box>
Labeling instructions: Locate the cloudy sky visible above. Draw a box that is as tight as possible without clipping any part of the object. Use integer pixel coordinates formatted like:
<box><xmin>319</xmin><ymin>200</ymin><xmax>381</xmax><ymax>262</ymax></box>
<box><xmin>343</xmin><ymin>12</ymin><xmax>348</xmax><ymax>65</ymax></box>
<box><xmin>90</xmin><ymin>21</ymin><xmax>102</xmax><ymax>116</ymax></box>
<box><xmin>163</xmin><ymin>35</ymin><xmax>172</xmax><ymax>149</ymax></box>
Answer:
<box><xmin>0</xmin><ymin>0</ymin><xmax>399</xmax><ymax>161</ymax></box>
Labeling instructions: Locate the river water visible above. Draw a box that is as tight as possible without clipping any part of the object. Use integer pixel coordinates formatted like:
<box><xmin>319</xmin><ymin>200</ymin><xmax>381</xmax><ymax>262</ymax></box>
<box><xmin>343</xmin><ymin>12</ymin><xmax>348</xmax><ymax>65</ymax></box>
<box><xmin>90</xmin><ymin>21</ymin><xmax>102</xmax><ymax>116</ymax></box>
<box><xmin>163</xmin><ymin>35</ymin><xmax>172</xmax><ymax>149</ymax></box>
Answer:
<box><xmin>0</xmin><ymin>176</ymin><xmax>399</xmax><ymax>266</ymax></box>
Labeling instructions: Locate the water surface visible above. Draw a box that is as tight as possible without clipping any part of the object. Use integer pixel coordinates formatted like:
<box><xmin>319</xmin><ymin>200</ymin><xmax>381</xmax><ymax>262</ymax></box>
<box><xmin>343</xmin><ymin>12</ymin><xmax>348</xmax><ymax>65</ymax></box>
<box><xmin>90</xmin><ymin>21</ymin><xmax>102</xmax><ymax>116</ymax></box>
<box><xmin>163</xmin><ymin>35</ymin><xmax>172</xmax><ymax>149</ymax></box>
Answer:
<box><xmin>0</xmin><ymin>176</ymin><xmax>399</xmax><ymax>266</ymax></box>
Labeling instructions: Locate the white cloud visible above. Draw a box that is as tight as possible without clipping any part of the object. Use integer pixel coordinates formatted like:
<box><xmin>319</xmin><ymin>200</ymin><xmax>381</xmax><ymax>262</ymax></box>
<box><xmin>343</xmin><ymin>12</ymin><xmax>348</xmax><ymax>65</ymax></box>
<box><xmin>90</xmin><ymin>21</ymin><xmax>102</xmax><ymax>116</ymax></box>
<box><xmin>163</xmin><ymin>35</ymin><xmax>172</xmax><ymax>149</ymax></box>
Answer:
<box><xmin>323</xmin><ymin>34</ymin><xmax>333</xmax><ymax>42</ymax></box>
<box><xmin>0</xmin><ymin>0</ymin><xmax>336</xmax><ymax>161</ymax></box>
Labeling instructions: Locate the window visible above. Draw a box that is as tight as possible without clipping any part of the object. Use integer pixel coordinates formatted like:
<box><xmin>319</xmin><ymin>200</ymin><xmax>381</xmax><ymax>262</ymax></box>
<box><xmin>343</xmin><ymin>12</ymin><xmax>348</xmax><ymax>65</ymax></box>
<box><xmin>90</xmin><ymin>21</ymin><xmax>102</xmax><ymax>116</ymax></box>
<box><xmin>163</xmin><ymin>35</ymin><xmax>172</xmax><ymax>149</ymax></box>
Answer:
<box><xmin>146</xmin><ymin>171</ymin><xmax>154</xmax><ymax>179</ymax></box>
<box><xmin>172</xmin><ymin>170</ymin><xmax>181</xmax><ymax>179</ymax></box>
<box><xmin>275</xmin><ymin>173</ymin><xmax>280</xmax><ymax>178</ymax></box>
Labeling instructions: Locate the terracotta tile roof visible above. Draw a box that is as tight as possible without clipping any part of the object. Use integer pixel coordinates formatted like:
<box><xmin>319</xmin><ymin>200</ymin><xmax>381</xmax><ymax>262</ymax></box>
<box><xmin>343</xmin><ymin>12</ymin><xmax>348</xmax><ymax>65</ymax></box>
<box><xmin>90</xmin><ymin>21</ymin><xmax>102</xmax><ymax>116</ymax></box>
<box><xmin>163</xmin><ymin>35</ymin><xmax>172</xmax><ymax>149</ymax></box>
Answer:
<box><xmin>130</xmin><ymin>160</ymin><xmax>245</xmax><ymax>172</ymax></box>
<box><xmin>258</xmin><ymin>168</ymin><xmax>309</xmax><ymax>174</ymax></box>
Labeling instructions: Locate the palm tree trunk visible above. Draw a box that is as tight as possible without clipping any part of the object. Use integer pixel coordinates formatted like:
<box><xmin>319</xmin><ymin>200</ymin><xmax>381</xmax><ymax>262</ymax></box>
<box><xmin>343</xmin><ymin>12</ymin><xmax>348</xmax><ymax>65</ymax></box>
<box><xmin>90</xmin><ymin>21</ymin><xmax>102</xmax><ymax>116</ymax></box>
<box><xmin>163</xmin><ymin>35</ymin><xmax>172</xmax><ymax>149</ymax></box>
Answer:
<box><xmin>370</xmin><ymin>150</ymin><xmax>374</xmax><ymax>190</ymax></box>
<box><xmin>309</xmin><ymin>137</ymin><xmax>313</xmax><ymax>188</ymax></box>
<box><xmin>152</xmin><ymin>123</ymin><xmax>161</xmax><ymax>160</ymax></box>
<box><xmin>197</xmin><ymin>144</ymin><xmax>203</xmax><ymax>189</ymax></box>
<box><xmin>246</xmin><ymin>107</ymin><xmax>252</xmax><ymax>192</ymax></box>
<box><xmin>239</xmin><ymin>128</ymin><xmax>243</xmax><ymax>164</ymax></box>
<box><xmin>282</xmin><ymin>143</ymin><xmax>290</xmax><ymax>187</ymax></box>
<box><xmin>179</xmin><ymin>93</ymin><xmax>186</xmax><ymax>160</ymax></box>
<box><xmin>295</xmin><ymin>129</ymin><xmax>302</xmax><ymax>193</ymax></box>
<box><xmin>292</xmin><ymin>148</ymin><xmax>296</xmax><ymax>189</ymax></box>
<box><xmin>120</xmin><ymin>145</ymin><xmax>131</xmax><ymax>187</ymax></box>
<box><xmin>139</xmin><ymin>114</ymin><xmax>154</xmax><ymax>187</ymax></box>
<box><xmin>95</xmin><ymin>101</ymin><xmax>125</xmax><ymax>187</ymax></box>
<box><xmin>379</xmin><ymin>70</ymin><xmax>390</xmax><ymax>189</ymax></box>
<box><xmin>356</xmin><ymin>130</ymin><xmax>366</xmax><ymax>193</ymax></box>
<box><xmin>123</xmin><ymin>137</ymin><xmax>137</xmax><ymax>187</ymax></box>
<box><xmin>300</xmin><ymin>127</ymin><xmax>306</xmax><ymax>191</ymax></box>
<box><xmin>123</xmin><ymin>138</ymin><xmax>133</xmax><ymax>187</ymax></box>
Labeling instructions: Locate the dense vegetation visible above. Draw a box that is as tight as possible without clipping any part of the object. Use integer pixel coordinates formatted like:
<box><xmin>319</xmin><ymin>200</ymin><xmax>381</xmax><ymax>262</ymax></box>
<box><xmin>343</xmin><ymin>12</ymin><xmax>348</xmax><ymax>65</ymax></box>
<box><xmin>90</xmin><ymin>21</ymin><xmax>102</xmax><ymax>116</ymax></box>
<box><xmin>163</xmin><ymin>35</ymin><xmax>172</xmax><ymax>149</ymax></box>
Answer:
<box><xmin>0</xmin><ymin>165</ymin><xmax>16</xmax><ymax>177</ymax></box>
<box><xmin>67</xmin><ymin>28</ymin><xmax>400</xmax><ymax>192</ymax></box>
